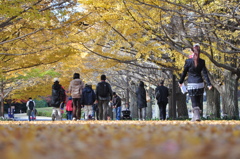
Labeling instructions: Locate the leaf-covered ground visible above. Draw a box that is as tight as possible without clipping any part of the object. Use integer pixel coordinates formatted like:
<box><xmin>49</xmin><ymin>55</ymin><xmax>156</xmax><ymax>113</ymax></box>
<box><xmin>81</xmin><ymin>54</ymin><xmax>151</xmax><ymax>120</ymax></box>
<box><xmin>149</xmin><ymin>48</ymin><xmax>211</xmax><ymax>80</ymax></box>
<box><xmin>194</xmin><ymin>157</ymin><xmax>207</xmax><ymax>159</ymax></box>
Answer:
<box><xmin>0</xmin><ymin>121</ymin><xmax>240</xmax><ymax>159</ymax></box>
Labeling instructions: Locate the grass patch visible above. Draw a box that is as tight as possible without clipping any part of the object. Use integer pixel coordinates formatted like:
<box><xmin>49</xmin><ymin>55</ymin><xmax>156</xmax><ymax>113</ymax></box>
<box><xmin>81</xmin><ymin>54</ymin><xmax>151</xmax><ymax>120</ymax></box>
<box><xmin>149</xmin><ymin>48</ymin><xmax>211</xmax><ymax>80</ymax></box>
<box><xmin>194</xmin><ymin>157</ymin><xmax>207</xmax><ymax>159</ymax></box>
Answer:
<box><xmin>36</xmin><ymin>107</ymin><xmax>67</xmax><ymax>118</ymax></box>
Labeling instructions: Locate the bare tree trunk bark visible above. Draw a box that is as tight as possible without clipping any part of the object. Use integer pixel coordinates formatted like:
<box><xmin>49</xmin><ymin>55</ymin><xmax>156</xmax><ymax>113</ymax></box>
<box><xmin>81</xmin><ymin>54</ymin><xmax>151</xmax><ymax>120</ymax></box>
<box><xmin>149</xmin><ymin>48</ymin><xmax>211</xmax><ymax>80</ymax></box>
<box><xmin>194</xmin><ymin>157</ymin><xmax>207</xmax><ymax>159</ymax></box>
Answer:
<box><xmin>168</xmin><ymin>93</ymin><xmax>172</xmax><ymax>119</ymax></box>
<box><xmin>176</xmin><ymin>92</ymin><xmax>189</xmax><ymax>119</ymax></box>
<box><xmin>126</xmin><ymin>71</ymin><xmax>130</xmax><ymax>109</ymax></box>
<box><xmin>221</xmin><ymin>71</ymin><xmax>239</xmax><ymax>119</ymax></box>
<box><xmin>169</xmin><ymin>74</ymin><xmax>177</xmax><ymax>119</ymax></box>
<box><xmin>130</xmin><ymin>83</ymin><xmax>138</xmax><ymax>119</ymax></box>
<box><xmin>146</xmin><ymin>87</ymin><xmax>153</xmax><ymax>119</ymax></box>
<box><xmin>206</xmin><ymin>87</ymin><xmax>221</xmax><ymax>119</ymax></box>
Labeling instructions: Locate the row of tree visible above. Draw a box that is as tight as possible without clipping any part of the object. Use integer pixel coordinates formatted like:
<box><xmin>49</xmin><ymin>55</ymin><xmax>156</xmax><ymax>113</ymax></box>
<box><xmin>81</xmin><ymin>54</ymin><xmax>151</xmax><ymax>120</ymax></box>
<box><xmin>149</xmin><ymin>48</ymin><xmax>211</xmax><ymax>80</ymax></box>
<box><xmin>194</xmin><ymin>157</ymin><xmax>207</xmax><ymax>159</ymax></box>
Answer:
<box><xmin>0</xmin><ymin>0</ymin><xmax>239</xmax><ymax>119</ymax></box>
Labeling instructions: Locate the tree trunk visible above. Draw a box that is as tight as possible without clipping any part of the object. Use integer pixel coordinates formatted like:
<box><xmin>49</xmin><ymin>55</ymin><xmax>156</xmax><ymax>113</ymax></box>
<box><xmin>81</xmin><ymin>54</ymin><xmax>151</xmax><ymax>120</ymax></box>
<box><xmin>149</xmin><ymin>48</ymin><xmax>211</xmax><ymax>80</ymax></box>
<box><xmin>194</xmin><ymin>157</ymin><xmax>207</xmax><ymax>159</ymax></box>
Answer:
<box><xmin>1</xmin><ymin>81</ymin><xmax>4</xmax><ymax>117</ymax></box>
<box><xmin>126</xmin><ymin>72</ymin><xmax>130</xmax><ymax>109</ymax></box>
<box><xmin>129</xmin><ymin>83</ymin><xmax>138</xmax><ymax>119</ymax></box>
<box><xmin>221</xmin><ymin>71</ymin><xmax>239</xmax><ymax>119</ymax></box>
<box><xmin>169</xmin><ymin>74</ymin><xmax>177</xmax><ymax>119</ymax></box>
<box><xmin>168</xmin><ymin>93</ymin><xmax>173</xmax><ymax>119</ymax></box>
<box><xmin>146</xmin><ymin>87</ymin><xmax>153</xmax><ymax>119</ymax></box>
<box><xmin>176</xmin><ymin>92</ymin><xmax>189</xmax><ymax>119</ymax></box>
<box><xmin>206</xmin><ymin>87</ymin><xmax>221</xmax><ymax>119</ymax></box>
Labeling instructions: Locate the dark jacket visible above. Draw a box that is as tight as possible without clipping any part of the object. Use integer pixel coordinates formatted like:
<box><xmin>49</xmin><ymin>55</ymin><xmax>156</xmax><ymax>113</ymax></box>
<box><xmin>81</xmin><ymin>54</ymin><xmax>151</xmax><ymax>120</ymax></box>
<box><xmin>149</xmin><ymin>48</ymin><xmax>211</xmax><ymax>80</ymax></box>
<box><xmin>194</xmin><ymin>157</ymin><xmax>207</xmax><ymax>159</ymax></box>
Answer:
<box><xmin>82</xmin><ymin>86</ymin><xmax>96</xmax><ymax>105</ymax></box>
<box><xmin>96</xmin><ymin>81</ymin><xmax>113</xmax><ymax>101</ymax></box>
<box><xmin>136</xmin><ymin>83</ymin><xmax>147</xmax><ymax>109</ymax></box>
<box><xmin>155</xmin><ymin>85</ymin><xmax>169</xmax><ymax>103</ymax></box>
<box><xmin>113</xmin><ymin>95</ymin><xmax>121</xmax><ymax>107</ymax></box>
<box><xmin>179</xmin><ymin>58</ymin><xmax>211</xmax><ymax>86</ymax></box>
<box><xmin>51</xmin><ymin>81</ymin><xmax>62</xmax><ymax>107</ymax></box>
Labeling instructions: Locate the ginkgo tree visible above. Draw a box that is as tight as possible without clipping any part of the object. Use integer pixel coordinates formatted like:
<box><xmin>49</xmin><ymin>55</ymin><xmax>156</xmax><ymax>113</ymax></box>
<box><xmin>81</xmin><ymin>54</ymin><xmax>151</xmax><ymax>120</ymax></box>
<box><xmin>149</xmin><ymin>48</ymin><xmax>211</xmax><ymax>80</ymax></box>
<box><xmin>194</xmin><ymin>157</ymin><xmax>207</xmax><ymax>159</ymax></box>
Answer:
<box><xmin>129</xmin><ymin>0</ymin><xmax>240</xmax><ymax>119</ymax></box>
<box><xmin>0</xmin><ymin>0</ymin><xmax>89</xmax><ymax>116</ymax></box>
<box><xmin>1</xmin><ymin>0</ymin><xmax>239</xmax><ymax>120</ymax></box>
<box><xmin>76</xmin><ymin>0</ymin><xmax>239</xmax><ymax>119</ymax></box>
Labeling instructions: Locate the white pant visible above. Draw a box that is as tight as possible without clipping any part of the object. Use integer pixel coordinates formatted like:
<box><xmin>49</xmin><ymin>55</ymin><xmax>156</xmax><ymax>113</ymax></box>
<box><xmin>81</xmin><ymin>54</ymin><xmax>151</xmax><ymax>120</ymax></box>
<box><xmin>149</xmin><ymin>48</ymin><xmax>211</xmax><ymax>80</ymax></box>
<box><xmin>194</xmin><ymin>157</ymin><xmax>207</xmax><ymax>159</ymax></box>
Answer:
<box><xmin>84</xmin><ymin>105</ymin><xmax>93</xmax><ymax>120</ymax></box>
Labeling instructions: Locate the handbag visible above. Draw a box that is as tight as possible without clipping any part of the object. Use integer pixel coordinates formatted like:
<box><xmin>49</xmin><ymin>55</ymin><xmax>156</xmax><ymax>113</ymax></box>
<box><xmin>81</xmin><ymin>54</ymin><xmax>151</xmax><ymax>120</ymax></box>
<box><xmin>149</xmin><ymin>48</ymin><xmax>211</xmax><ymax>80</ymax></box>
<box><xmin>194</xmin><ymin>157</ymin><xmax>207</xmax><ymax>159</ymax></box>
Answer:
<box><xmin>180</xmin><ymin>83</ymin><xmax>188</xmax><ymax>94</ymax></box>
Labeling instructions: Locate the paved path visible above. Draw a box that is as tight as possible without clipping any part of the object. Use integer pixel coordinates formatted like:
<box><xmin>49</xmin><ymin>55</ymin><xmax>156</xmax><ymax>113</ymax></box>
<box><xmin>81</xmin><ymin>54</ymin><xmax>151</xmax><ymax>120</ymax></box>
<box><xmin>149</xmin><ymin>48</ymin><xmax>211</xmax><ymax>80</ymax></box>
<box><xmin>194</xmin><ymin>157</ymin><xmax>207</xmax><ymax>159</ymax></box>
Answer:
<box><xmin>5</xmin><ymin>113</ymin><xmax>54</xmax><ymax>121</ymax></box>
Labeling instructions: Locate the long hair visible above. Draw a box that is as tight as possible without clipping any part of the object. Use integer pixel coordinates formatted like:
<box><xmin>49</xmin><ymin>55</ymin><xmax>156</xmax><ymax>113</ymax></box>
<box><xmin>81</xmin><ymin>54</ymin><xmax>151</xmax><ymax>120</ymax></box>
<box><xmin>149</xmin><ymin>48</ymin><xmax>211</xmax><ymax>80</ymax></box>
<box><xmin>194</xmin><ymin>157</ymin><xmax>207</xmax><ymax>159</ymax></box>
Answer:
<box><xmin>192</xmin><ymin>45</ymin><xmax>200</xmax><ymax>67</ymax></box>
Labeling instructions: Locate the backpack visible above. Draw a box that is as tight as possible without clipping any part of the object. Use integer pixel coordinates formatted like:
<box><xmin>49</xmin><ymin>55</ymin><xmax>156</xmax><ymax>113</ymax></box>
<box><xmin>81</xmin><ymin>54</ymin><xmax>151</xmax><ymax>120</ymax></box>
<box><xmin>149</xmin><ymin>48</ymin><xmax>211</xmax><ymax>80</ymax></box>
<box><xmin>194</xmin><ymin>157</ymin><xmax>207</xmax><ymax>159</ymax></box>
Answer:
<box><xmin>29</xmin><ymin>101</ymin><xmax>34</xmax><ymax>110</ymax></box>
<box><xmin>97</xmin><ymin>82</ymin><xmax>109</xmax><ymax>97</ymax></box>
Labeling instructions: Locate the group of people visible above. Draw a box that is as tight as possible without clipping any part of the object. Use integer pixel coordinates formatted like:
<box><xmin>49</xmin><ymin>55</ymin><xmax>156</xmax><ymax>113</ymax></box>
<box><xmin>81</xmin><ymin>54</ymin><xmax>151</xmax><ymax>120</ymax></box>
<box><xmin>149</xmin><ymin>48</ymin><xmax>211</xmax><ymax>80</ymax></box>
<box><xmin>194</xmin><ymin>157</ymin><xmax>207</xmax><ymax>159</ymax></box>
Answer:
<box><xmin>136</xmin><ymin>80</ymin><xmax>169</xmax><ymax>121</ymax></box>
<box><xmin>50</xmin><ymin>73</ymin><xmax>122</xmax><ymax>121</ymax></box>
<box><xmin>26</xmin><ymin>44</ymin><xmax>212</xmax><ymax>122</ymax></box>
<box><xmin>137</xmin><ymin>44</ymin><xmax>212</xmax><ymax>122</ymax></box>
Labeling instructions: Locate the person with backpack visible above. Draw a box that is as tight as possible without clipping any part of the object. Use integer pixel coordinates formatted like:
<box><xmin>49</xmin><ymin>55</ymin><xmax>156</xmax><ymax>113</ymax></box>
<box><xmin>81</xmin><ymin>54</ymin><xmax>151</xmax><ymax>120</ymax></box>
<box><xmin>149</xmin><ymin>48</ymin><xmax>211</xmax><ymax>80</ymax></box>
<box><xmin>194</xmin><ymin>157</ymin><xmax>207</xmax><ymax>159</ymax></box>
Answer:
<box><xmin>26</xmin><ymin>97</ymin><xmax>36</xmax><ymax>121</ymax></box>
<box><xmin>155</xmin><ymin>80</ymin><xmax>169</xmax><ymax>120</ymax></box>
<box><xmin>96</xmin><ymin>74</ymin><xmax>113</xmax><ymax>120</ymax></box>
<box><xmin>82</xmin><ymin>83</ymin><xmax>96</xmax><ymax>120</ymax></box>
<box><xmin>51</xmin><ymin>78</ymin><xmax>65</xmax><ymax>121</ymax></box>
<box><xmin>69</xmin><ymin>73</ymin><xmax>84</xmax><ymax>121</ymax></box>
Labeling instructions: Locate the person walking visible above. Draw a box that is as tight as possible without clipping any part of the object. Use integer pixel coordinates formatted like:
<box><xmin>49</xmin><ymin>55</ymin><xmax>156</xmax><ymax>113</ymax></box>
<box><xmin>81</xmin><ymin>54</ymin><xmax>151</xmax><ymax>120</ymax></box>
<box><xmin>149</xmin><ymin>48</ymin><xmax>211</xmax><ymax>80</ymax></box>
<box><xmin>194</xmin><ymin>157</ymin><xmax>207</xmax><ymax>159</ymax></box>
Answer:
<box><xmin>51</xmin><ymin>78</ymin><xmax>65</xmax><ymax>121</ymax></box>
<box><xmin>179</xmin><ymin>44</ymin><xmax>212</xmax><ymax>122</ymax></box>
<box><xmin>96</xmin><ymin>74</ymin><xmax>113</xmax><ymax>120</ymax></box>
<box><xmin>112</xmin><ymin>92</ymin><xmax>122</xmax><ymax>120</ymax></box>
<box><xmin>69</xmin><ymin>73</ymin><xmax>84</xmax><ymax>121</ymax></box>
<box><xmin>65</xmin><ymin>96</ymin><xmax>73</xmax><ymax>120</ymax></box>
<box><xmin>136</xmin><ymin>81</ymin><xmax>147</xmax><ymax>120</ymax></box>
<box><xmin>26</xmin><ymin>97</ymin><xmax>36</xmax><ymax>121</ymax></box>
<box><xmin>82</xmin><ymin>83</ymin><xmax>96</xmax><ymax>120</ymax></box>
<box><xmin>155</xmin><ymin>80</ymin><xmax>169</xmax><ymax>120</ymax></box>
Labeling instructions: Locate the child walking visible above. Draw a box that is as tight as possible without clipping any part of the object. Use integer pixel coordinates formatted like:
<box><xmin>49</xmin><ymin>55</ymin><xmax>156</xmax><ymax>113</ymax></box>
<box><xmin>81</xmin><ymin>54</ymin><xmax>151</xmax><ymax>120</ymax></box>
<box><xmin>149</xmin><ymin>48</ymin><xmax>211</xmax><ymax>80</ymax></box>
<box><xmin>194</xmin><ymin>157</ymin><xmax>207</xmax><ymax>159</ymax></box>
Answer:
<box><xmin>66</xmin><ymin>97</ymin><xmax>73</xmax><ymax>120</ymax></box>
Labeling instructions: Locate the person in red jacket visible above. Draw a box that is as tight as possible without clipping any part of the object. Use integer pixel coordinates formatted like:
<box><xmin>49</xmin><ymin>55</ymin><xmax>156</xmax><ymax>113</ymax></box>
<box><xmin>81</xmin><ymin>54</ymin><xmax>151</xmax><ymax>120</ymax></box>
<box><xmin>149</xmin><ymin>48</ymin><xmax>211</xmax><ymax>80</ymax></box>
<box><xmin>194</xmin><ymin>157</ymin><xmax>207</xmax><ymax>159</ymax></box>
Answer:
<box><xmin>65</xmin><ymin>96</ymin><xmax>73</xmax><ymax>120</ymax></box>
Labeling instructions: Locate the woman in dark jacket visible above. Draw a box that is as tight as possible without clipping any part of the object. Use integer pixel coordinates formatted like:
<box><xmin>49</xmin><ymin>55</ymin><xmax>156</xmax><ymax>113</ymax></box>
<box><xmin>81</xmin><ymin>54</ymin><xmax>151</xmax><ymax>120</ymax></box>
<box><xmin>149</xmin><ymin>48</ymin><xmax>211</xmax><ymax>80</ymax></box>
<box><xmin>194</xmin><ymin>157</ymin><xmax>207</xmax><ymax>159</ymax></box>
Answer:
<box><xmin>51</xmin><ymin>78</ymin><xmax>64</xmax><ymax>121</ymax></box>
<box><xmin>179</xmin><ymin>44</ymin><xmax>212</xmax><ymax>122</ymax></box>
<box><xmin>136</xmin><ymin>81</ymin><xmax>147</xmax><ymax>120</ymax></box>
<box><xmin>51</xmin><ymin>79</ymin><xmax>62</xmax><ymax>107</ymax></box>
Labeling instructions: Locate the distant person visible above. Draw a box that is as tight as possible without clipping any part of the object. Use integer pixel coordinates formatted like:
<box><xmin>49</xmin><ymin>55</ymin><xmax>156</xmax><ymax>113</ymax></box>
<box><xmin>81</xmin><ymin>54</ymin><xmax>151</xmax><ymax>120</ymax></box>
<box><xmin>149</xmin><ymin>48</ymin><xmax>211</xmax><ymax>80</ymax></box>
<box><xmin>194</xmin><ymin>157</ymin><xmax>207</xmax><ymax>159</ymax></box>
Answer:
<box><xmin>69</xmin><ymin>73</ymin><xmax>84</xmax><ymax>121</ymax></box>
<box><xmin>112</xmin><ymin>92</ymin><xmax>122</xmax><ymax>120</ymax></box>
<box><xmin>96</xmin><ymin>74</ymin><xmax>113</xmax><ymax>120</ymax></box>
<box><xmin>26</xmin><ymin>97</ymin><xmax>36</xmax><ymax>121</ymax></box>
<box><xmin>51</xmin><ymin>78</ymin><xmax>65</xmax><ymax>121</ymax></box>
<box><xmin>65</xmin><ymin>96</ymin><xmax>73</xmax><ymax>120</ymax></box>
<box><xmin>155</xmin><ymin>80</ymin><xmax>169</xmax><ymax>120</ymax></box>
<box><xmin>179</xmin><ymin>44</ymin><xmax>212</xmax><ymax>122</ymax></box>
<box><xmin>82</xmin><ymin>83</ymin><xmax>96</xmax><ymax>120</ymax></box>
<box><xmin>136</xmin><ymin>81</ymin><xmax>147</xmax><ymax>120</ymax></box>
